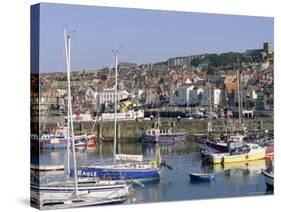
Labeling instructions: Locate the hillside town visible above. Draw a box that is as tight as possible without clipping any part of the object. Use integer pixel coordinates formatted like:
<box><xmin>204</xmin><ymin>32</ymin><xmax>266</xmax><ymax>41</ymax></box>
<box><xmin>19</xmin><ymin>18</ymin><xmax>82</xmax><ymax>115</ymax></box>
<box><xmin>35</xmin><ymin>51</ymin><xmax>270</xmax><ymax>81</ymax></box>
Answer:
<box><xmin>36</xmin><ymin>42</ymin><xmax>273</xmax><ymax>121</ymax></box>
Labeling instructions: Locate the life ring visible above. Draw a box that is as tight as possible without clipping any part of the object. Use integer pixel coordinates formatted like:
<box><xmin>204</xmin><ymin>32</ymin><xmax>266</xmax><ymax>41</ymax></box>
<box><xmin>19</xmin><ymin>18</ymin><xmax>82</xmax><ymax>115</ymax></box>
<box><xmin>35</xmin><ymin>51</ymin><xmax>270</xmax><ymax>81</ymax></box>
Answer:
<box><xmin>220</xmin><ymin>157</ymin><xmax>225</xmax><ymax>164</ymax></box>
<box><xmin>149</xmin><ymin>160</ymin><xmax>157</xmax><ymax>168</ymax></box>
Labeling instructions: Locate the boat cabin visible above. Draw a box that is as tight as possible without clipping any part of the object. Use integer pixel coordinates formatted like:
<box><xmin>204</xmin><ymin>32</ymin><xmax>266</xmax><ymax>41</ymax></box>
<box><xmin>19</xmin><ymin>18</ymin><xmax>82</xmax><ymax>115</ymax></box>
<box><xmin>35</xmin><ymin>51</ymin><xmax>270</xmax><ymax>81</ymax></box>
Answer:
<box><xmin>230</xmin><ymin>143</ymin><xmax>262</xmax><ymax>155</ymax></box>
<box><xmin>229</xmin><ymin>135</ymin><xmax>246</xmax><ymax>143</ymax></box>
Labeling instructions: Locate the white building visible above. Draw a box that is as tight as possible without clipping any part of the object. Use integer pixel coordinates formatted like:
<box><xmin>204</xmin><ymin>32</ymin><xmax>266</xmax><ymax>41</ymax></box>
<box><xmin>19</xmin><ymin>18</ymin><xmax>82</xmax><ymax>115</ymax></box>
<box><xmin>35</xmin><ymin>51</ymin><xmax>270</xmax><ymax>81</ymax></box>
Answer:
<box><xmin>170</xmin><ymin>85</ymin><xmax>194</xmax><ymax>106</ymax></box>
<box><xmin>185</xmin><ymin>78</ymin><xmax>193</xmax><ymax>84</ymax></box>
<box><xmin>85</xmin><ymin>88</ymin><xmax>98</xmax><ymax>102</ymax></box>
<box><xmin>202</xmin><ymin>88</ymin><xmax>222</xmax><ymax>107</ymax></box>
<box><xmin>97</xmin><ymin>89</ymin><xmax>129</xmax><ymax>106</ymax></box>
<box><xmin>193</xmin><ymin>76</ymin><xmax>203</xmax><ymax>83</ymax></box>
<box><xmin>189</xmin><ymin>87</ymin><xmax>204</xmax><ymax>105</ymax></box>
<box><xmin>244</xmin><ymin>89</ymin><xmax>257</xmax><ymax>101</ymax></box>
<box><xmin>56</xmin><ymin>89</ymin><xmax>67</xmax><ymax>97</ymax></box>
<box><xmin>213</xmin><ymin>89</ymin><xmax>222</xmax><ymax>107</ymax></box>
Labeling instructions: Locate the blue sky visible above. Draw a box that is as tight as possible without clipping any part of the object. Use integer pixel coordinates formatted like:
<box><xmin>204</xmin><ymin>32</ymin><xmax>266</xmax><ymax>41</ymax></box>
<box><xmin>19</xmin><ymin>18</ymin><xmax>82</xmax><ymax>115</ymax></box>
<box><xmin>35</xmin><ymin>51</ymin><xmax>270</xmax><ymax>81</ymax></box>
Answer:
<box><xmin>39</xmin><ymin>3</ymin><xmax>274</xmax><ymax>72</ymax></box>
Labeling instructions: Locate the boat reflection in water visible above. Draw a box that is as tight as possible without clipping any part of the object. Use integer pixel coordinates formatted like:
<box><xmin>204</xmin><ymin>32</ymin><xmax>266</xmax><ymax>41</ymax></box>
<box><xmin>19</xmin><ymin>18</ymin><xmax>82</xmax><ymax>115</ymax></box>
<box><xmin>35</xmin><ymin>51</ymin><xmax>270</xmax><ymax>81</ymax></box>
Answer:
<box><xmin>216</xmin><ymin>159</ymin><xmax>266</xmax><ymax>174</ymax></box>
<box><xmin>201</xmin><ymin>159</ymin><xmax>267</xmax><ymax>177</ymax></box>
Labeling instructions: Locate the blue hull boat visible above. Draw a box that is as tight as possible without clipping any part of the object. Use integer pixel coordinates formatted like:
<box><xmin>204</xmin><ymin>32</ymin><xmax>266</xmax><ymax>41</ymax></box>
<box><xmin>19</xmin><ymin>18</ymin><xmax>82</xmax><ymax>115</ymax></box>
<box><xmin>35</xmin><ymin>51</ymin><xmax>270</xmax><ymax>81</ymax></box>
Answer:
<box><xmin>189</xmin><ymin>172</ymin><xmax>215</xmax><ymax>182</ymax></box>
<box><xmin>71</xmin><ymin>165</ymin><xmax>161</xmax><ymax>182</ymax></box>
<box><xmin>41</xmin><ymin>136</ymin><xmax>86</xmax><ymax>149</ymax></box>
<box><xmin>44</xmin><ymin>143</ymin><xmax>68</xmax><ymax>149</ymax></box>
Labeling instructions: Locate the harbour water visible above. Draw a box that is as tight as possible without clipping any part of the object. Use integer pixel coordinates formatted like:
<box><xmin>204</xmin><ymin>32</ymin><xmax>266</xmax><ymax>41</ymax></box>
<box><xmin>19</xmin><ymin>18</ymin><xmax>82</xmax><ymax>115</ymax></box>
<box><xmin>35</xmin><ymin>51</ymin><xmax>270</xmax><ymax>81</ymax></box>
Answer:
<box><xmin>32</xmin><ymin>139</ymin><xmax>273</xmax><ymax>204</ymax></box>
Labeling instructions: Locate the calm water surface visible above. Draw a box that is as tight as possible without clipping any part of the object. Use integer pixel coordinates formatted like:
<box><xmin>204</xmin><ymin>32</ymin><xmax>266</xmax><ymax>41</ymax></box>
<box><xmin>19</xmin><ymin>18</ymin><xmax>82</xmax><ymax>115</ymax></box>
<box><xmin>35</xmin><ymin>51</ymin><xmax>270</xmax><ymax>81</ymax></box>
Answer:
<box><xmin>32</xmin><ymin>139</ymin><xmax>273</xmax><ymax>204</ymax></box>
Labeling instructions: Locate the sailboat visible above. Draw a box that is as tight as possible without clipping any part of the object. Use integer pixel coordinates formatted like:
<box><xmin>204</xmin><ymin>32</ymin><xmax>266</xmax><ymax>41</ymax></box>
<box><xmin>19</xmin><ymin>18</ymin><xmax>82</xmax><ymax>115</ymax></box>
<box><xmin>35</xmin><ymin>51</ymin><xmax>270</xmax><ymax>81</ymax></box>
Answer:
<box><xmin>31</xmin><ymin>30</ymin><xmax>131</xmax><ymax>209</ymax></box>
<box><xmin>75</xmin><ymin>51</ymin><xmax>166</xmax><ymax>182</ymax></box>
<box><xmin>199</xmin><ymin>65</ymin><xmax>246</xmax><ymax>155</ymax></box>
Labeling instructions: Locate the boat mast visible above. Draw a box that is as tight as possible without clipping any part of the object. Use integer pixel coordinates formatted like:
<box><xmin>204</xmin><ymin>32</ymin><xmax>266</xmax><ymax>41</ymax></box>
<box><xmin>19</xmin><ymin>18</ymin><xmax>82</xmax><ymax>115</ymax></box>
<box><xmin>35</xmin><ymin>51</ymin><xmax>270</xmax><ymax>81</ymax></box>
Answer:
<box><xmin>64</xmin><ymin>29</ymin><xmax>70</xmax><ymax>178</ymax></box>
<box><xmin>237</xmin><ymin>61</ymin><xmax>242</xmax><ymax>127</ymax></box>
<box><xmin>113</xmin><ymin>50</ymin><xmax>118</xmax><ymax>164</ymax></box>
<box><xmin>64</xmin><ymin>29</ymin><xmax>79</xmax><ymax>197</ymax></box>
<box><xmin>208</xmin><ymin>81</ymin><xmax>212</xmax><ymax>139</ymax></box>
<box><xmin>67</xmin><ymin>101</ymin><xmax>70</xmax><ymax>177</ymax></box>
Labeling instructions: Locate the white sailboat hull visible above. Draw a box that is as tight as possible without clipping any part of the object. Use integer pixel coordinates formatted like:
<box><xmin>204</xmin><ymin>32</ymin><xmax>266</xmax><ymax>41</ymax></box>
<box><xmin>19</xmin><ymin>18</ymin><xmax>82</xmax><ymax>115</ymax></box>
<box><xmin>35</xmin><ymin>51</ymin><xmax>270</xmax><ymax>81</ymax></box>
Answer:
<box><xmin>31</xmin><ymin>183</ymin><xmax>130</xmax><ymax>205</ymax></box>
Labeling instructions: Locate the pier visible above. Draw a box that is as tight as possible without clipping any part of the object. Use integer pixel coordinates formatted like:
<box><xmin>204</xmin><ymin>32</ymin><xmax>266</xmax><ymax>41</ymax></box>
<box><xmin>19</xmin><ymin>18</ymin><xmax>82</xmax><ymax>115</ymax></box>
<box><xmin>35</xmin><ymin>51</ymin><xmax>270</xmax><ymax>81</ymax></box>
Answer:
<box><xmin>40</xmin><ymin>117</ymin><xmax>273</xmax><ymax>141</ymax></box>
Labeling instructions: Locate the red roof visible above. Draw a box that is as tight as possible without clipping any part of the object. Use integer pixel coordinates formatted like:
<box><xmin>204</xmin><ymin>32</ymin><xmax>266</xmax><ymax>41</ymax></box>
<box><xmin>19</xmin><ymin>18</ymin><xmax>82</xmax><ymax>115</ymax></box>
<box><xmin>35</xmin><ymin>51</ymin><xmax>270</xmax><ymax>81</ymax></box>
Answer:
<box><xmin>253</xmin><ymin>72</ymin><xmax>264</xmax><ymax>79</ymax></box>
<box><xmin>248</xmin><ymin>85</ymin><xmax>260</xmax><ymax>92</ymax></box>
<box><xmin>225</xmin><ymin>82</ymin><xmax>237</xmax><ymax>93</ymax></box>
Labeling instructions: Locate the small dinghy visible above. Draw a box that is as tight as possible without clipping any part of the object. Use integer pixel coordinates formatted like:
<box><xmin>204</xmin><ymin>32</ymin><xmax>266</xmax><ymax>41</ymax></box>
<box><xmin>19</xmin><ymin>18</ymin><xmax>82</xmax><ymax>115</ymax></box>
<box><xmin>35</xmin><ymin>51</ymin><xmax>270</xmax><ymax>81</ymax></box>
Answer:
<box><xmin>189</xmin><ymin>172</ymin><xmax>215</xmax><ymax>182</ymax></box>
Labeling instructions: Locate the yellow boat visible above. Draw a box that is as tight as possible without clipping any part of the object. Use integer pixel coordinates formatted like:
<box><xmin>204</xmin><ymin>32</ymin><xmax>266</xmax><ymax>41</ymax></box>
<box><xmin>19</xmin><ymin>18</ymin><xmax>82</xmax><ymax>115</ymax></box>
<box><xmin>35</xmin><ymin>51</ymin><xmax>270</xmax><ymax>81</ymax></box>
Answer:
<box><xmin>212</xmin><ymin>159</ymin><xmax>266</xmax><ymax>173</ymax></box>
<box><xmin>210</xmin><ymin>144</ymin><xmax>266</xmax><ymax>164</ymax></box>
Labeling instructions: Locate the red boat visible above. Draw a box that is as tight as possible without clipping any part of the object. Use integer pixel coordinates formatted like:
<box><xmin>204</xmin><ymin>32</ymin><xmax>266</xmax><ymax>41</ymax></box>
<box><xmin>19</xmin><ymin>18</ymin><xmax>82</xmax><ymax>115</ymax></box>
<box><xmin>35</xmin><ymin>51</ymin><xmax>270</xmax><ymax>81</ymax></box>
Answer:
<box><xmin>265</xmin><ymin>145</ymin><xmax>274</xmax><ymax>158</ymax></box>
<box><xmin>200</xmin><ymin>134</ymin><xmax>245</xmax><ymax>153</ymax></box>
<box><xmin>87</xmin><ymin>134</ymin><xmax>96</xmax><ymax>147</ymax></box>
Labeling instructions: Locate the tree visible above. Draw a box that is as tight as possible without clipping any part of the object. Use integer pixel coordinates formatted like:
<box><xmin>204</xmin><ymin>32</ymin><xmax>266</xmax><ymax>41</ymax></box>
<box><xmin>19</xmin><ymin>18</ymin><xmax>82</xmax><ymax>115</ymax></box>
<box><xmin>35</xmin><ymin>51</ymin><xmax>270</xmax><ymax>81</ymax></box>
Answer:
<box><xmin>190</xmin><ymin>58</ymin><xmax>202</xmax><ymax>67</ymax></box>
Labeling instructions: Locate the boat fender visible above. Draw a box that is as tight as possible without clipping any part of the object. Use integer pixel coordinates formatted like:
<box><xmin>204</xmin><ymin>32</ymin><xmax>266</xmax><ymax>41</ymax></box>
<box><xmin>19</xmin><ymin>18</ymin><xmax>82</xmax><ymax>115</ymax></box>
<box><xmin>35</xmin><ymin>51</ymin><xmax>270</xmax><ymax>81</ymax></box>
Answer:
<box><xmin>149</xmin><ymin>160</ymin><xmax>157</xmax><ymax>168</ymax></box>
<box><xmin>220</xmin><ymin>157</ymin><xmax>225</xmax><ymax>164</ymax></box>
<box><xmin>245</xmin><ymin>155</ymin><xmax>249</xmax><ymax>160</ymax></box>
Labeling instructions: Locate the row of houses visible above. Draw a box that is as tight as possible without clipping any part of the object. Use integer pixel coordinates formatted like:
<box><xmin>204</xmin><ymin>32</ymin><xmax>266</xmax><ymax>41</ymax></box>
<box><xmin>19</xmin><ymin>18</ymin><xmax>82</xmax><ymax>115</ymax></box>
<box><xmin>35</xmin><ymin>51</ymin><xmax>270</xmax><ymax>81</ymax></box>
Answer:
<box><xmin>38</xmin><ymin>42</ymin><xmax>273</xmax><ymax>115</ymax></box>
<box><xmin>169</xmin><ymin>67</ymin><xmax>273</xmax><ymax>111</ymax></box>
<box><xmin>39</xmin><ymin>64</ymin><xmax>273</xmax><ymax>114</ymax></box>
<box><xmin>170</xmin><ymin>84</ymin><xmax>222</xmax><ymax>107</ymax></box>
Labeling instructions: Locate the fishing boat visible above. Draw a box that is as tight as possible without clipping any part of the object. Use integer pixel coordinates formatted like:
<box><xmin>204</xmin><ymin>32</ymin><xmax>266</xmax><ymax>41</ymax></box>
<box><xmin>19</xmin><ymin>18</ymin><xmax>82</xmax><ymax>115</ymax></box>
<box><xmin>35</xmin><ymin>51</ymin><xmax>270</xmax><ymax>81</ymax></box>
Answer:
<box><xmin>189</xmin><ymin>172</ymin><xmax>215</xmax><ymax>182</ymax></box>
<box><xmin>31</xmin><ymin>30</ymin><xmax>131</xmax><ymax>209</ymax></box>
<box><xmin>199</xmin><ymin>67</ymin><xmax>249</xmax><ymax>155</ymax></box>
<box><xmin>39</xmin><ymin>129</ymin><xmax>90</xmax><ymax>149</ymax></box>
<box><xmin>140</xmin><ymin>127</ymin><xmax>186</xmax><ymax>144</ymax></box>
<box><xmin>207</xmin><ymin>143</ymin><xmax>266</xmax><ymax>164</ymax></box>
<box><xmin>199</xmin><ymin>134</ymin><xmax>245</xmax><ymax>154</ymax></box>
<box><xmin>75</xmin><ymin>51</ymin><xmax>169</xmax><ymax>182</ymax></box>
<box><xmin>40</xmin><ymin>136</ymin><xmax>68</xmax><ymax>149</ymax></box>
